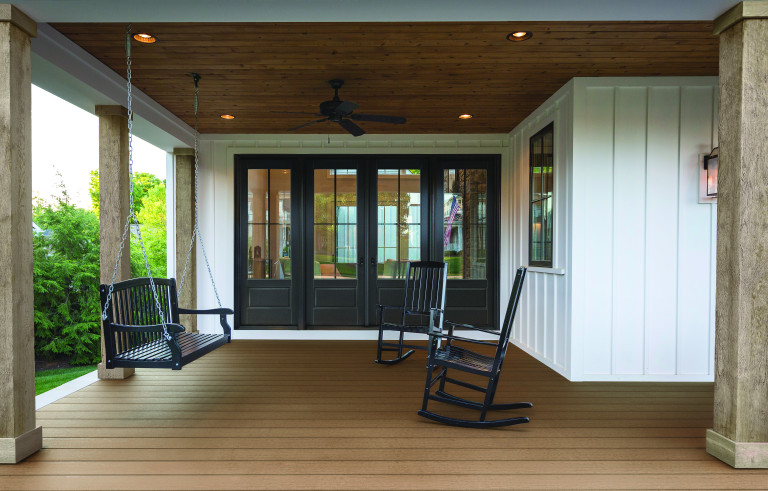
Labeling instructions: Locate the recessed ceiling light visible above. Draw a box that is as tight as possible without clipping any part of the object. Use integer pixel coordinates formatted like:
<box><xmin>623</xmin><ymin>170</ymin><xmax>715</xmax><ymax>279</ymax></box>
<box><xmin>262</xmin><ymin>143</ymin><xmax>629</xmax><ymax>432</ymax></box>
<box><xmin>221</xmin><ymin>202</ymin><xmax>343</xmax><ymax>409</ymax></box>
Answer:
<box><xmin>506</xmin><ymin>31</ymin><xmax>533</xmax><ymax>42</ymax></box>
<box><xmin>220</xmin><ymin>114</ymin><xmax>235</xmax><ymax>120</ymax></box>
<box><xmin>133</xmin><ymin>33</ymin><xmax>157</xmax><ymax>44</ymax></box>
<box><xmin>459</xmin><ymin>114</ymin><xmax>473</xmax><ymax>120</ymax></box>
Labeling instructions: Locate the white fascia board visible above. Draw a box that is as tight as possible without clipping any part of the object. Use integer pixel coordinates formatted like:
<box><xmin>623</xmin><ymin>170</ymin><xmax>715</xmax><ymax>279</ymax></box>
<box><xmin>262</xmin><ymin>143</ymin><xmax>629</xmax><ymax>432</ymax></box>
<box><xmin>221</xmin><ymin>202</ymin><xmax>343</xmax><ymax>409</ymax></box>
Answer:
<box><xmin>13</xmin><ymin>0</ymin><xmax>737</xmax><ymax>22</ymax></box>
<box><xmin>31</xmin><ymin>23</ymin><xmax>195</xmax><ymax>151</ymax></box>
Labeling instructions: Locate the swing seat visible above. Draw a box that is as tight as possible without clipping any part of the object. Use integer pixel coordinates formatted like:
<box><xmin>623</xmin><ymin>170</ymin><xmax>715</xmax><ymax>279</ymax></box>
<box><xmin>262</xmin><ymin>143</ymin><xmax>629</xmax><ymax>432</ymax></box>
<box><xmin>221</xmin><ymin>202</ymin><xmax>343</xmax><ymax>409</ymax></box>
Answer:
<box><xmin>100</xmin><ymin>277</ymin><xmax>232</xmax><ymax>370</ymax></box>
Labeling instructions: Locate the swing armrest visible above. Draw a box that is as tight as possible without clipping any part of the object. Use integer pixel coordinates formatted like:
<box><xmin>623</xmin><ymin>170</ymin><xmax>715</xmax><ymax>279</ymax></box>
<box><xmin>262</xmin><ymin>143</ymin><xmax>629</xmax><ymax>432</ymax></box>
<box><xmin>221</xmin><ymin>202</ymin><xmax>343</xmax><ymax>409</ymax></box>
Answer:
<box><xmin>178</xmin><ymin>308</ymin><xmax>234</xmax><ymax>316</ymax></box>
<box><xmin>109</xmin><ymin>323</ymin><xmax>185</xmax><ymax>334</ymax></box>
<box><xmin>178</xmin><ymin>308</ymin><xmax>233</xmax><ymax>337</ymax></box>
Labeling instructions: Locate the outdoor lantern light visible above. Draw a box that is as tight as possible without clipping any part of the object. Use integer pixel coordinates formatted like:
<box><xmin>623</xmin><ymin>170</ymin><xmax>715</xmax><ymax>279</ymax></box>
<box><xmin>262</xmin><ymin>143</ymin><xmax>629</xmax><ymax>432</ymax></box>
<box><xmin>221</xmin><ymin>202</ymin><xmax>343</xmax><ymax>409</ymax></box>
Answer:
<box><xmin>704</xmin><ymin>147</ymin><xmax>718</xmax><ymax>197</ymax></box>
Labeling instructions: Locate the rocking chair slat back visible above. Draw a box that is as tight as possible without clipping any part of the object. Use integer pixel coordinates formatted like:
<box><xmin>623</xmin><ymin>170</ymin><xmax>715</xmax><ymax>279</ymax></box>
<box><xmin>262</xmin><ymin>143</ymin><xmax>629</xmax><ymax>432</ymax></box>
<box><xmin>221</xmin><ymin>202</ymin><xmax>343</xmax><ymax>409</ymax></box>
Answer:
<box><xmin>376</xmin><ymin>261</ymin><xmax>448</xmax><ymax>365</ymax></box>
<box><xmin>402</xmin><ymin>261</ymin><xmax>447</xmax><ymax>318</ymax></box>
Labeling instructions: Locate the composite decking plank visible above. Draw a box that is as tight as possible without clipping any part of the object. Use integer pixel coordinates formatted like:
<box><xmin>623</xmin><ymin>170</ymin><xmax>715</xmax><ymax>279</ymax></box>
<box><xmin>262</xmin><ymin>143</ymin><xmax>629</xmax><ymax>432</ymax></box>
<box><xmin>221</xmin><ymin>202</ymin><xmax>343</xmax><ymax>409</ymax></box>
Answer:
<box><xmin>11</xmin><ymin>341</ymin><xmax>758</xmax><ymax>489</ymax></box>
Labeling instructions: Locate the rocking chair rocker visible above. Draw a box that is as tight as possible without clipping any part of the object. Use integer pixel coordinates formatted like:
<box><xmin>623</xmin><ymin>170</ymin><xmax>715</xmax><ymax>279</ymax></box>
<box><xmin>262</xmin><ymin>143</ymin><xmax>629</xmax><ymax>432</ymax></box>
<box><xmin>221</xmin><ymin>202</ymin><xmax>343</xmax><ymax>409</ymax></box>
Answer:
<box><xmin>418</xmin><ymin>266</ymin><xmax>532</xmax><ymax>428</ymax></box>
<box><xmin>375</xmin><ymin>261</ymin><xmax>447</xmax><ymax>365</ymax></box>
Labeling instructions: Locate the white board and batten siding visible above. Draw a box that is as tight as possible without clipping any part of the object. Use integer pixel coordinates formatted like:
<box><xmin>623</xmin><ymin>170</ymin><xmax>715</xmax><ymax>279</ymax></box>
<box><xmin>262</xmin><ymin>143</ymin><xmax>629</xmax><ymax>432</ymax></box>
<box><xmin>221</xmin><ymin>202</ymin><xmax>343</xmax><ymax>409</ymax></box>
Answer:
<box><xmin>507</xmin><ymin>76</ymin><xmax>719</xmax><ymax>382</ymax></box>
<box><xmin>504</xmin><ymin>80</ymin><xmax>574</xmax><ymax>379</ymax></box>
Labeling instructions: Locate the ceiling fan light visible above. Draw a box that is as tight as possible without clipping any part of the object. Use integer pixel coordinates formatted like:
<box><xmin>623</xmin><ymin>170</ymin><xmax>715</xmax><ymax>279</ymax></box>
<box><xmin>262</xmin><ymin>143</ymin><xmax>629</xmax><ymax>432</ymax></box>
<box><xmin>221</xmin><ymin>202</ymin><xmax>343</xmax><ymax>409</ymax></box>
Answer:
<box><xmin>133</xmin><ymin>33</ymin><xmax>157</xmax><ymax>44</ymax></box>
<box><xmin>506</xmin><ymin>31</ymin><xmax>532</xmax><ymax>42</ymax></box>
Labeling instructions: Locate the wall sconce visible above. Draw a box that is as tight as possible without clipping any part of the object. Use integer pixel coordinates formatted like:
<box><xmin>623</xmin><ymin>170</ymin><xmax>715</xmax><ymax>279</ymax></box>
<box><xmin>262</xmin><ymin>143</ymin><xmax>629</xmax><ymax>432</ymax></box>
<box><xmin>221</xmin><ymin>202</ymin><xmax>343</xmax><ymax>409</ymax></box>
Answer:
<box><xmin>699</xmin><ymin>147</ymin><xmax>718</xmax><ymax>203</ymax></box>
<box><xmin>704</xmin><ymin>147</ymin><xmax>718</xmax><ymax>196</ymax></box>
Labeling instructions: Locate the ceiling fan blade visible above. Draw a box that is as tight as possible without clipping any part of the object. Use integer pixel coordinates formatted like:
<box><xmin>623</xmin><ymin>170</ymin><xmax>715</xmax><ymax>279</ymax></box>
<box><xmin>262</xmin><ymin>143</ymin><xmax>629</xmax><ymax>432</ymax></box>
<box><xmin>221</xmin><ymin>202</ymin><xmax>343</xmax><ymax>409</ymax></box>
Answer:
<box><xmin>287</xmin><ymin>118</ymin><xmax>329</xmax><ymax>131</ymax></box>
<box><xmin>272</xmin><ymin>110</ymin><xmax>324</xmax><ymax>116</ymax></box>
<box><xmin>335</xmin><ymin>100</ymin><xmax>359</xmax><ymax>115</ymax></box>
<box><xmin>338</xmin><ymin>119</ymin><xmax>366</xmax><ymax>137</ymax></box>
<box><xmin>350</xmin><ymin>113</ymin><xmax>406</xmax><ymax>124</ymax></box>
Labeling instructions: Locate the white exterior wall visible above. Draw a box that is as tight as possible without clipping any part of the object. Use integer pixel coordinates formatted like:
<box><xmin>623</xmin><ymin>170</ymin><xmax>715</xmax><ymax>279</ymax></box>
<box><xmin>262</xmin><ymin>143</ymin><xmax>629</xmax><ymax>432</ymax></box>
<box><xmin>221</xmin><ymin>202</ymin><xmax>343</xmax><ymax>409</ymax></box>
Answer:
<box><xmin>194</xmin><ymin>135</ymin><xmax>508</xmax><ymax>334</ymax></box>
<box><xmin>505</xmin><ymin>81</ymin><xmax>574</xmax><ymax>378</ymax></box>
<box><xmin>571</xmin><ymin>77</ymin><xmax>718</xmax><ymax>381</ymax></box>
<box><xmin>507</xmin><ymin>76</ymin><xmax>718</xmax><ymax>381</ymax></box>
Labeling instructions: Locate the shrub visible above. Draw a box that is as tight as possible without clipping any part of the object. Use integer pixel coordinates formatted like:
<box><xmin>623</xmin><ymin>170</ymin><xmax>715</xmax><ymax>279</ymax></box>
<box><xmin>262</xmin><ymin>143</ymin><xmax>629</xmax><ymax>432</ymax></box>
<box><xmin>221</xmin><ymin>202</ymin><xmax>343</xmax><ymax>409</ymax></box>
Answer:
<box><xmin>33</xmin><ymin>193</ymin><xmax>102</xmax><ymax>365</ymax></box>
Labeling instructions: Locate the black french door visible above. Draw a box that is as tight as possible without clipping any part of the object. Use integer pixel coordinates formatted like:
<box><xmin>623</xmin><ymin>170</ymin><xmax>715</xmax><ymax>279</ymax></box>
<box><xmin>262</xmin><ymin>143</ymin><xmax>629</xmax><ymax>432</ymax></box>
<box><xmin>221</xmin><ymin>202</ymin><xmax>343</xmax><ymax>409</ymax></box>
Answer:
<box><xmin>235</xmin><ymin>154</ymin><xmax>498</xmax><ymax>329</ymax></box>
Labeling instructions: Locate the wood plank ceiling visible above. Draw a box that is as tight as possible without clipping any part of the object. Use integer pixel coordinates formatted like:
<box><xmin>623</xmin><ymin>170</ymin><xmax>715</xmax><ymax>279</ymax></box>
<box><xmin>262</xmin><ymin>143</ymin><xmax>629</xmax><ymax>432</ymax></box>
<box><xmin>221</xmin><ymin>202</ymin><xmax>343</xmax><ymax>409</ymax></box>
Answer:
<box><xmin>52</xmin><ymin>22</ymin><xmax>719</xmax><ymax>135</ymax></box>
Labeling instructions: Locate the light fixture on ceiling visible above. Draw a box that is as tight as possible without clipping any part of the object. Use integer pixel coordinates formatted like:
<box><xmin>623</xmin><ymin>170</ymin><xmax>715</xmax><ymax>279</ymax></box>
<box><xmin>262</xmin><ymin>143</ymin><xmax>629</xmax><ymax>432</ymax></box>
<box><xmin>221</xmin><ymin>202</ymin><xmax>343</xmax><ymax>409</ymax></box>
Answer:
<box><xmin>459</xmin><ymin>114</ymin><xmax>473</xmax><ymax>120</ymax></box>
<box><xmin>133</xmin><ymin>33</ymin><xmax>157</xmax><ymax>44</ymax></box>
<box><xmin>506</xmin><ymin>31</ymin><xmax>533</xmax><ymax>42</ymax></box>
<box><xmin>220</xmin><ymin>114</ymin><xmax>235</xmax><ymax>120</ymax></box>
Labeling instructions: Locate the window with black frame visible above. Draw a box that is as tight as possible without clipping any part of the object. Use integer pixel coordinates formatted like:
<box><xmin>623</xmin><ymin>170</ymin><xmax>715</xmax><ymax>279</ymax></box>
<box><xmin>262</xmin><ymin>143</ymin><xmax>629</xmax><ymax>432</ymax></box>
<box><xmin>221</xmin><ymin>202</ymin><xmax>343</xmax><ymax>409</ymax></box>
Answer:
<box><xmin>529</xmin><ymin>123</ymin><xmax>554</xmax><ymax>267</ymax></box>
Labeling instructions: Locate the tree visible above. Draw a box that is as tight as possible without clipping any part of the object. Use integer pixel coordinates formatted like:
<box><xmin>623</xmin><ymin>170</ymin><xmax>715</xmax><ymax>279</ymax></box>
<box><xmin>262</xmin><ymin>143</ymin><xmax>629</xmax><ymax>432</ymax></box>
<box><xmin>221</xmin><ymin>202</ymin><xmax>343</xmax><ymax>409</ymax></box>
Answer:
<box><xmin>130</xmin><ymin>180</ymin><xmax>167</xmax><ymax>278</ymax></box>
<box><xmin>89</xmin><ymin>170</ymin><xmax>167</xmax><ymax>278</ymax></box>
<box><xmin>89</xmin><ymin>170</ymin><xmax>163</xmax><ymax>217</ymax></box>
<box><xmin>33</xmin><ymin>190</ymin><xmax>102</xmax><ymax>365</ymax></box>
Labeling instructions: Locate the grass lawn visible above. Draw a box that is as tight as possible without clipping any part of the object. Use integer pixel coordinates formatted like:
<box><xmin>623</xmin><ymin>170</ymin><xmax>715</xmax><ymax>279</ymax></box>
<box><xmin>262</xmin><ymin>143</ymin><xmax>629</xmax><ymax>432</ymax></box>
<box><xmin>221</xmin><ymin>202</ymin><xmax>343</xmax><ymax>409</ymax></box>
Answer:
<box><xmin>35</xmin><ymin>365</ymin><xmax>97</xmax><ymax>396</ymax></box>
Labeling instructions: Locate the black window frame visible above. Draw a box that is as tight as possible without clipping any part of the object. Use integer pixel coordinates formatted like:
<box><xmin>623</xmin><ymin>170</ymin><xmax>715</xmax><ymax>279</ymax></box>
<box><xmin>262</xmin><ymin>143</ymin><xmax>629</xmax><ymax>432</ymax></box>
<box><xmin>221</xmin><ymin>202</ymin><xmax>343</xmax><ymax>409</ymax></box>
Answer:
<box><xmin>528</xmin><ymin>122</ymin><xmax>554</xmax><ymax>268</ymax></box>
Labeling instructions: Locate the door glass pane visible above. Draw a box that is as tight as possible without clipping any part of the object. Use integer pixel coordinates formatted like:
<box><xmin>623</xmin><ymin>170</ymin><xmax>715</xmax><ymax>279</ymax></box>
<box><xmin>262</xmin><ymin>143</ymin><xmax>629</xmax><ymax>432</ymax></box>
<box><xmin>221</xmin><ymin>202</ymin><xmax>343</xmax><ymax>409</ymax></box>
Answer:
<box><xmin>443</xmin><ymin>168</ymin><xmax>487</xmax><ymax>279</ymax></box>
<box><xmin>247</xmin><ymin>169</ymin><xmax>291</xmax><ymax>279</ymax></box>
<box><xmin>377</xmin><ymin>169</ymin><xmax>421</xmax><ymax>277</ymax></box>
<box><xmin>314</xmin><ymin>169</ymin><xmax>358</xmax><ymax>279</ymax></box>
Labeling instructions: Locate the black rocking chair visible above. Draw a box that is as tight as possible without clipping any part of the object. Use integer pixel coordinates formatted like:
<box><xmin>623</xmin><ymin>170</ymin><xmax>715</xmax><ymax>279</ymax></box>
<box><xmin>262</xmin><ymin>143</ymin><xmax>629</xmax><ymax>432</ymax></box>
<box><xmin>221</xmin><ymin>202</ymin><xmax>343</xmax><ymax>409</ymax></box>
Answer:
<box><xmin>100</xmin><ymin>277</ymin><xmax>232</xmax><ymax>370</ymax></box>
<box><xmin>375</xmin><ymin>261</ymin><xmax>447</xmax><ymax>365</ymax></box>
<box><xmin>418</xmin><ymin>266</ymin><xmax>532</xmax><ymax>428</ymax></box>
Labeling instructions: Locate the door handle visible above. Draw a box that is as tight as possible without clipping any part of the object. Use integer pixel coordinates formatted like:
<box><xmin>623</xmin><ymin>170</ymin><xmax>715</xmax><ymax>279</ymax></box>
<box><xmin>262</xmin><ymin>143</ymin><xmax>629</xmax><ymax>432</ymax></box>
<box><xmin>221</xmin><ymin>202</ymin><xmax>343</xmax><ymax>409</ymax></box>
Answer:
<box><xmin>358</xmin><ymin>256</ymin><xmax>365</xmax><ymax>266</ymax></box>
<box><xmin>371</xmin><ymin>256</ymin><xmax>376</xmax><ymax>265</ymax></box>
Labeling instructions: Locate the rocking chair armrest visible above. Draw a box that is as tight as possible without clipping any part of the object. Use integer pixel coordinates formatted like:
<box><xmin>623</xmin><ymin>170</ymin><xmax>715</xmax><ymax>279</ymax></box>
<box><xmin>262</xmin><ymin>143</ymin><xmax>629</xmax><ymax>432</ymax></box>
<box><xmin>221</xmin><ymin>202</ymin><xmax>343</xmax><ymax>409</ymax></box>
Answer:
<box><xmin>377</xmin><ymin>304</ymin><xmax>404</xmax><ymax>313</ymax></box>
<box><xmin>178</xmin><ymin>307</ymin><xmax>234</xmax><ymax>316</ymax></box>
<box><xmin>109</xmin><ymin>322</ymin><xmax>185</xmax><ymax>334</ymax></box>
<box><xmin>425</xmin><ymin>331</ymin><xmax>498</xmax><ymax>347</ymax></box>
<box><xmin>444</xmin><ymin>320</ymin><xmax>501</xmax><ymax>336</ymax></box>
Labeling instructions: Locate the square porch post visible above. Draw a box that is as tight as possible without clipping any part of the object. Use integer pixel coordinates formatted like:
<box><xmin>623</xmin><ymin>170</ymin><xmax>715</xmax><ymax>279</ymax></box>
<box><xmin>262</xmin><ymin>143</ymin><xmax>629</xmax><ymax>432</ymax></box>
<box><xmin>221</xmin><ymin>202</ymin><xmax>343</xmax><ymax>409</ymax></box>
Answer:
<box><xmin>174</xmin><ymin>147</ymin><xmax>197</xmax><ymax>332</ymax></box>
<box><xmin>95</xmin><ymin>105</ymin><xmax>134</xmax><ymax>380</ymax></box>
<box><xmin>0</xmin><ymin>4</ymin><xmax>41</xmax><ymax>464</ymax></box>
<box><xmin>707</xmin><ymin>0</ymin><xmax>768</xmax><ymax>468</ymax></box>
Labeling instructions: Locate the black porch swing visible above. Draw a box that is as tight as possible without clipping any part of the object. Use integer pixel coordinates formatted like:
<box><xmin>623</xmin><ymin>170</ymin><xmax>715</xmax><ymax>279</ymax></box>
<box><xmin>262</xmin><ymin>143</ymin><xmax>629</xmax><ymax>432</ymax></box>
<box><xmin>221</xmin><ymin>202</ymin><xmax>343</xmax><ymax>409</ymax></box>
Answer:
<box><xmin>99</xmin><ymin>26</ymin><xmax>232</xmax><ymax>370</ymax></box>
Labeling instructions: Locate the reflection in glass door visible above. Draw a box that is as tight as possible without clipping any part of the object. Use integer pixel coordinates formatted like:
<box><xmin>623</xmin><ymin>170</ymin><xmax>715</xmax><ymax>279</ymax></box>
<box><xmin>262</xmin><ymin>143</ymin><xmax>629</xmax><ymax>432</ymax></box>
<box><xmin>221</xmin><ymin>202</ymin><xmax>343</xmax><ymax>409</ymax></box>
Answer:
<box><xmin>376</xmin><ymin>169</ymin><xmax>422</xmax><ymax>277</ymax></box>
<box><xmin>307</xmin><ymin>166</ymin><xmax>365</xmax><ymax>325</ymax></box>
<box><xmin>237</xmin><ymin>162</ymin><xmax>299</xmax><ymax>327</ymax></box>
<box><xmin>437</xmin><ymin>163</ymin><xmax>496</xmax><ymax>327</ymax></box>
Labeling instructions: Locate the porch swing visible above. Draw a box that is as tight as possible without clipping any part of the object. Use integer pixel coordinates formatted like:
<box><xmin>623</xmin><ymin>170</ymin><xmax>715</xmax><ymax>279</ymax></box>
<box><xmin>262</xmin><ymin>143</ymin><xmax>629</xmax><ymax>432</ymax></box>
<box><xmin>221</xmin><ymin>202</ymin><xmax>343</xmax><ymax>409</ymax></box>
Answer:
<box><xmin>98</xmin><ymin>26</ymin><xmax>232</xmax><ymax>370</ymax></box>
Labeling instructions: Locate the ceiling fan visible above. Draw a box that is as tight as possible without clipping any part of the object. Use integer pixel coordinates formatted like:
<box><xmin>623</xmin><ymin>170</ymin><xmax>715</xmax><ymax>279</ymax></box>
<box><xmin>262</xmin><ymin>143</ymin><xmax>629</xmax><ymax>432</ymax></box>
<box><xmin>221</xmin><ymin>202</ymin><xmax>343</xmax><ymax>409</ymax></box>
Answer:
<box><xmin>284</xmin><ymin>79</ymin><xmax>406</xmax><ymax>137</ymax></box>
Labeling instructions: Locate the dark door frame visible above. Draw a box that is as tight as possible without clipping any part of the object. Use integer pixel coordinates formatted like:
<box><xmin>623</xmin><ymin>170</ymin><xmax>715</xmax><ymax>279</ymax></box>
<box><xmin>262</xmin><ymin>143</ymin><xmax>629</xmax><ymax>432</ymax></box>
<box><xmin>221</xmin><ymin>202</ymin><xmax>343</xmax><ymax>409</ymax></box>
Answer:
<box><xmin>234</xmin><ymin>153</ymin><xmax>500</xmax><ymax>330</ymax></box>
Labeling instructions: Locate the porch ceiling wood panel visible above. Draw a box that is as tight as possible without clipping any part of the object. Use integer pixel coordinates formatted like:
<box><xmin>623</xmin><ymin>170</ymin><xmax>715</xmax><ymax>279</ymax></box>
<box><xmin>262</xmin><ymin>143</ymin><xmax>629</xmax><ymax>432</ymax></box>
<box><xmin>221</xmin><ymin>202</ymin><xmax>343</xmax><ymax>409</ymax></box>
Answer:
<box><xmin>50</xmin><ymin>22</ymin><xmax>719</xmax><ymax>135</ymax></box>
<box><xmin>5</xmin><ymin>341</ymin><xmax>767</xmax><ymax>489</ymax></box>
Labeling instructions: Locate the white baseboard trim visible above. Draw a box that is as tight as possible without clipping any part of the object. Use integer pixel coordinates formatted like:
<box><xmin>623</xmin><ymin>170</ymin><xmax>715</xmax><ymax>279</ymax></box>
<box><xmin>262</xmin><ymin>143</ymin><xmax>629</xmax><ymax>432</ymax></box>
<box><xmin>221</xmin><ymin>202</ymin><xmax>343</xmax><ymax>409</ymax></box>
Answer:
<box><xmin>35</xmin><ymin>370</ymin><xmax>98</xmax><ymax>410</ymax></box>
<box><xmin>231</xmin><ymin>330</ymin><xmax>498</xmax><ymax>341</ymax></box>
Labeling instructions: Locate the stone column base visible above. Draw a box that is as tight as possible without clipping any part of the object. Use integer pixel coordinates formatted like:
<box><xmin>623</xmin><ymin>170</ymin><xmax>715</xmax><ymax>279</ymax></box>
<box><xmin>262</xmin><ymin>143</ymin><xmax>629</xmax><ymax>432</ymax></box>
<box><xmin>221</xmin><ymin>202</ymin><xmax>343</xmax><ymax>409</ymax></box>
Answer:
<box><xmin>706</xmin><ymin>429</ymin><xmax>768</xmax><ymax>468</ymax></box>
<box><xmin>97</xmin><ymin>363</ymin><xmax>135</xmax><ymax>380</ymax></box>
<box><xmin>0</xmin><ymin>426</ymin><xmax>42</xmax><ymax>464</ymax></box>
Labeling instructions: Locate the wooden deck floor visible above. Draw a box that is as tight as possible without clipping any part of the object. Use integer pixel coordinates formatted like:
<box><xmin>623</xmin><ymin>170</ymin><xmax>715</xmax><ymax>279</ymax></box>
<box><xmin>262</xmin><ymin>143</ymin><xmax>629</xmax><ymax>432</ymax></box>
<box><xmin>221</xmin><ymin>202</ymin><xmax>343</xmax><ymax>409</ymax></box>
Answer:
<box><xmin>3</xmin><ymin>340</ymin><xmax>767</xmax><ymax>490</ymax></box>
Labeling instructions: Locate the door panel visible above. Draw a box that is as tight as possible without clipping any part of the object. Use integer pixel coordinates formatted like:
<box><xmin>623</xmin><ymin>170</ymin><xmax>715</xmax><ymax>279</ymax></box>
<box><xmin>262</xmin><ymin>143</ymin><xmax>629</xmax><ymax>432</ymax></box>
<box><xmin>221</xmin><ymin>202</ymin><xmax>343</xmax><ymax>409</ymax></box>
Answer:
<box><xmin>307</xmin><ymin>164</ymin><xmax>366</xmax><ymax>326</ymax></box>
<box><xmin>237</xmin><ymin>159</ymin><xmax>300</xmax><ymax>327</ymax></box>
<box><xmin>435</xmin><ymin>162</ymin><xmax>498</xmax><ymax>327</ymax></box>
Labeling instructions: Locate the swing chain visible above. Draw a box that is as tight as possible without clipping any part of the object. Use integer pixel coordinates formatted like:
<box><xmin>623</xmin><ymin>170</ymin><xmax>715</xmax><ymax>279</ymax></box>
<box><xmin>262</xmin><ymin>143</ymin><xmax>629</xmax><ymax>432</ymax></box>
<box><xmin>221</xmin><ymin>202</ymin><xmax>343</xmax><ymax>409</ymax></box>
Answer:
<box><xmin>102</xmin><ymin>25</ymin><xmax>171</xmax><ymax>341</ymax></box>
<box><xmin>179</xmin><ymin>74</ymin><xmax>222</xmax><ymax>308</ymax></box>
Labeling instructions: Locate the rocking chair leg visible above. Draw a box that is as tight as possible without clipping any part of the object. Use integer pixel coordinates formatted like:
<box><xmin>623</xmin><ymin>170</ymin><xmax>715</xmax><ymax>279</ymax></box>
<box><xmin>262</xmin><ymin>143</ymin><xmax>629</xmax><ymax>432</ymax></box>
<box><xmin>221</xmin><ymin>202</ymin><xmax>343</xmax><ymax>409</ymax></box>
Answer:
<box><xmin>421</xmin><ymin>365</ymin><xmax>435</xmax><ymax>411</ymax></box>
<box><xmin>376</xmin><ymin>323</ymin><xmax>385</xmax><ymax>363</ymax></box>
<box><xmin>398</xmin><ymin>330</ymin><xmax>405</xmax><ymax>358</ymax></box>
